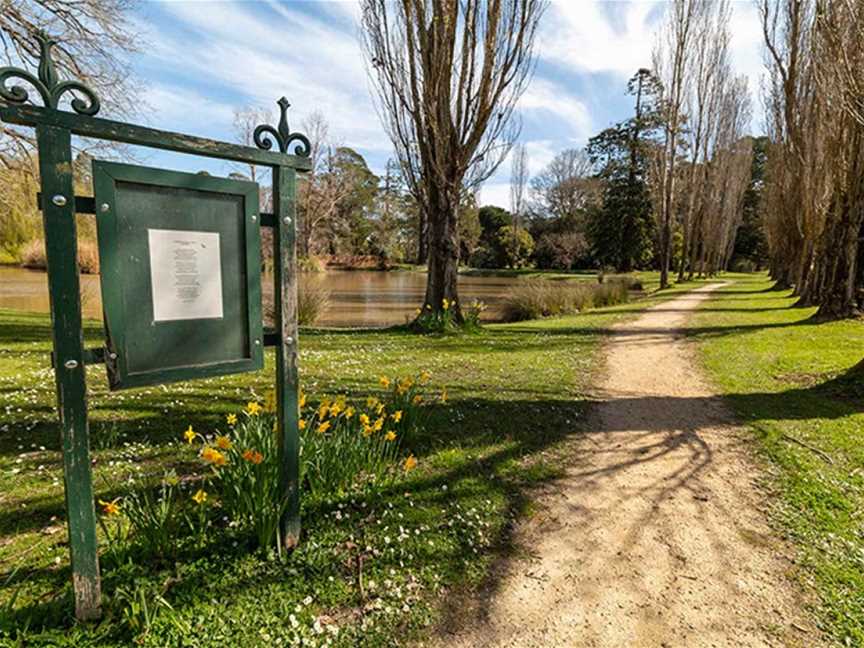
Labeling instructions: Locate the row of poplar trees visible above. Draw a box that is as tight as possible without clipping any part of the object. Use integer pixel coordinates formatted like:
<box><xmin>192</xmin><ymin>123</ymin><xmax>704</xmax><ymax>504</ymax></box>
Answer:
<box><xmin>760</xmin><ymin>0</ymin><xmax>864</xmax><ymax>319</ymax></box>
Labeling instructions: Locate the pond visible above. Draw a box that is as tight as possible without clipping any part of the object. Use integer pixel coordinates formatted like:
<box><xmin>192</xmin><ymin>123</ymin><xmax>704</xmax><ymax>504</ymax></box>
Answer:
<box><xmin>0</xmin><ymin>266</ymin><xmax>527</xmax><ymax>328</ymax></box>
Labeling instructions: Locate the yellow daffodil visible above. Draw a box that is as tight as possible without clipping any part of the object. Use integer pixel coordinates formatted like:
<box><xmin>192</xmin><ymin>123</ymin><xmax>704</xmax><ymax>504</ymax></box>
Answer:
<box><xmin>318</xmin><ymin>403</ymin><xmax>330</xmax><ymax>419</ymax></box>
<box><xmin>183</xmin><ymin>425</ymin><xmax>196</xmax><ymax>444</ymax></box>
<box><xmin>376</xmin><ymin>402</ymin><xmax>385</xmax><ymax>415</ymax></box>
<box><xmin>359</xmin><ymin>413</ymin><xmax>371</xmax><ymax>426</ymax></box>
<box><xmin>412</xmin><ymin>394</ymin><xmax>423</xmax><ymax>405</ymax></box>
<box><xmin>379</xmin><ymin>375</ymin><xmax>391</xmax><ymax>389</ymax></box>
<box><xmin>363</xmin><ymin>425</ymin><xmax>373</xmax><ymax>437</ymax></box>
<box><xmin>442</xmin><ymin>298</ymin><xmax>450</xmax><ymax>311</ymax></box>
<box><xmin>202</xmin><ymin>446</ymin><xmax>227</xmax><ymax>466</ymax></box>
<box><xmin>242</xmin><ymin>449</ymin><xmax>264</xmax><ymax>464</ymax></box>
<box><xmin>99</xmin><ymin>498</ymin><xmax>120</xmax><ymax>516</ymax></box>
<box><xmin>192</xmin><ymin>489</ymin><xmax>207</xmax><ymax>505</ymax></box>
<box><xmin>299</xmin><ymin>391</ymin><xmax>307</xmax><ymax>409</ymax></box>
<box><xmin>299</xmin><ymin>419</ymin><xmax>307</xmax><ymax>430</ymax></box>
<box><xmin>373</xmin><ymin>416</ymin><xmax>384</xmax><ymax>432</ymax></box>
<box><xmin>215</xmin><ymin>435</ymin><xmax>232</xmax><ymax>450</ymax></box>
<box><xmin>385</xmin><ymin>431</ymin><xmax>397</xmax><ymax>442</ymax></box>
<box><xmin>391</xmin><ymin>410</ymin><xmax>403</xmax><ymax>423</ymax></box>
<box><xmin>226</xmin><ymin>413</ymin><xmax>238</xmax><ymax>426</ymax></box>
<box><xmin>344</xmin><ymin>406</ymin><xmax>355</xmax><ymax>419</ymax></box>
<box><xmin>317</xmin><ymin>420</ymin><xmax>331</xmax><ymax>434</ymax></box>
<box><xmin>440</xmin><ymin>388</ymin><xmax>448</xmax><ymax>404</ymax></box>
<box><xmin>419</xmin><ymin>371</ymin><xmax>431</xmax><ymax>383</ymax></box>
<box><xmin>366</xmin><ymin>396</ymin><xmax>379</xmax><ymax>409</ymax></box>
<box><xmin>246</xmin><ymin>401</ymin><xmax>262</xmax><ymax>416</ymax></box>
<box><xmin>404</xmin><ymin>455</ymin><xmax>418</xmax><ymax>472</ymax></box>
<box><xmin>330</xmin><ymin>402</ymin><xmax>343</xmax><ymax>417</ymax></box>
<box><xmin>414</xmin><ymin>307</ymin><xmax>422</xmax><ymax>316</ymax></box>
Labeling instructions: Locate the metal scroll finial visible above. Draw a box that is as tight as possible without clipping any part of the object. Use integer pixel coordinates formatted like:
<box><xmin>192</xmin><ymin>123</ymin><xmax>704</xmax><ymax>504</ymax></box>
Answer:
<box><xmin>0</xmin><ymin>30</ymin><xmax>101</xmax><ymax>115</ymax></box>
<box><xmin>253</xmin><ymin>96</ymin><xmax>311</xmax><ymax>157</ymax></box>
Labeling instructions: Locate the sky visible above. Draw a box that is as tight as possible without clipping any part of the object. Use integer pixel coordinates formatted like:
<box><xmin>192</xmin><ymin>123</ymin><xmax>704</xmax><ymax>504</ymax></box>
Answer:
<box><xmin>124</xmin><ymin>0</ymin><xmax>766</xmax><ymax>209</ymax></box>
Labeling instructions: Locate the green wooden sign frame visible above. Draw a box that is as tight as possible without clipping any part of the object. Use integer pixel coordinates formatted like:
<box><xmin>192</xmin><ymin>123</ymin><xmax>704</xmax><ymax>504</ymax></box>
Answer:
<box><xmin>93</xmin><ymin>161</ymin><xmax>264</xmax><ymax>390</ymax></box>
<box><xmin>0</xmin><ymin>32</ymin><xmax>312</xmax><ymax>621</ymax></box>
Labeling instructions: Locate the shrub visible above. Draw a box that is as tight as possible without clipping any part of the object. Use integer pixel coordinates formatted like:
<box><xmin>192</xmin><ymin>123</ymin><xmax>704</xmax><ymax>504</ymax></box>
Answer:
<box><xmin>20</xmin><ymin>238</ymin><xmax>100</xmax><ymax>273</ymax></box>
<box><xmin>501</xmin><ymin>279</ymin><xmax>630</xmax><ymax>322</ymax></box>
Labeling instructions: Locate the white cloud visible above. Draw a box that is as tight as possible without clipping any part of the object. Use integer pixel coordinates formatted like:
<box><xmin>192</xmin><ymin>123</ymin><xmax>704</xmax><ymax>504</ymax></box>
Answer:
<box><xmin>539</xmin><ymin>1</ymin><xmax>659</xmax><ymax>77</ymax></box>
<box><xmin>519</xmin><ymin>78</ymin><xmax>593</xmax><ymax>141</ymax></box>
<box><xmin>145</xmin><ymin>84</ymin><xmax>235</xmax><ymax>134</ymax></box>
<box><xmin>142</xmin><ymin>1</ymin><xmax>387</xmax><ymax>152</ymax></box>
<box><xmin>477</xmin><ymin>181</ymin><xmax>510</xmax><ymax>210</ymax></box>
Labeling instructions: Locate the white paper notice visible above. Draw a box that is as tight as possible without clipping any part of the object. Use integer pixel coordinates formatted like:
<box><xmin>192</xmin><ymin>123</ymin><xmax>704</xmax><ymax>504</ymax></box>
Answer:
<box><xmin>148</xmin><ymin>228</ymin><xmax>224</xmax><ymax>322</ymax></box>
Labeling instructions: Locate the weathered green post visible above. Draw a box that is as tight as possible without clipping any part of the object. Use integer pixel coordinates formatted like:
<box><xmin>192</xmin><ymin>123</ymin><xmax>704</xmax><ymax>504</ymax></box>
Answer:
<box><xmin>252</xmin><ymin>98</ymin><xmax>310</xmax><ymax>547</ymax></box>
<box><xmin>0</xmin><ymin>31</ymin><xmax>311</xmax><ymax>618</ymax></box>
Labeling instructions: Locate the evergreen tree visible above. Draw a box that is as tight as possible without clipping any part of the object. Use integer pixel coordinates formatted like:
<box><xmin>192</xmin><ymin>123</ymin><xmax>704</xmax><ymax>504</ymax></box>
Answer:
<box><xmin>586</xmin><ymin>69</ymin><xmax>664</xmax><ymax>271</ymax></box>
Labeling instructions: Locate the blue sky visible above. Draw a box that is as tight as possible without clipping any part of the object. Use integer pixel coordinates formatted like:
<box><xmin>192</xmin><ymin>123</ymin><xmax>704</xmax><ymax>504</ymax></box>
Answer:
<box><xmin>124</xmin><ymin>0</ymin><xmax>765</xmax><ymax>209</ymax></box>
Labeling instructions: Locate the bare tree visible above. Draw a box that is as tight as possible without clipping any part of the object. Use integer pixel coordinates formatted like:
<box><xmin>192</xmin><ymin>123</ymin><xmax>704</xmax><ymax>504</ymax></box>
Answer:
<box><xmin>510</xmin><ymin>142</ymin><xmax>528</xmax><ymax>222</ymax></box>
<box><xmin>509</xmin><ymin>142</ymin><xmax>528</xmax><ymax>265</ymax></box>
<box><xmin>0</xmin><ymin>0</ymin><xmax>140</xmax><ymax>165</ymax></box>
<box><xmin>529</xmin><ymin>148</ymin><xmax>597</xmax><ymax>220</ymax></box>
<box><xmin>361</xmin><ymin>0</ymin><xmax>546</xmax><ymax>321</ymax></box>
<box><xmin>653</xmin><ymin>0</ymin><xmax>704</xmax><ymax>288</ymax></box>
<box><xmin>232</xmin><ymin>105</ymin><xmax>273</xmax><ymax>184</ymax></box>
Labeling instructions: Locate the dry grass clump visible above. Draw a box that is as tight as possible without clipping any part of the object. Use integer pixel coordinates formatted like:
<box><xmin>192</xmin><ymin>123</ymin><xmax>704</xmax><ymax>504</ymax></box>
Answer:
<box><xmin>264</xmin><ymin>279</ymin><xmax>331</xmax><ymax>327</ymax></box>
<box><xmin>502</xmin><ymin>279</ymin><xmax>631</xmax><ymax>322</ymax></box>
<box><xmin>598</xmin><ymin>273</ymin><xmax>643</xmax><ymax>291</ymax></box>
<box><xmin>21</xmin><ymin>238</ymin><xmax>100</xmax><ymax>274</ymax></box>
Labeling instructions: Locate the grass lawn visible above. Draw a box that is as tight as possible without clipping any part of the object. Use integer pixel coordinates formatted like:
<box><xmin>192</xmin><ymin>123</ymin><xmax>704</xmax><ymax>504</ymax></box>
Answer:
<box><xmin>0</xmin><ymin>274</ymin><xmax>692</xmax><ymax>646</ymax></box>
<box><xmin>692</xmin><ymin>275</ymin><xmax>864</xmax><ymax>646</ymax></box>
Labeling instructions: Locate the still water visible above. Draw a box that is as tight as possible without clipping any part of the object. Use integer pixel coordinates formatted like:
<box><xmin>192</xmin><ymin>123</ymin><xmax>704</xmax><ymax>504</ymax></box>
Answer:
<box><xmin>0</xmin><ymin>266</ymin><xmax>522</xmax><ymax>328</ymax></box>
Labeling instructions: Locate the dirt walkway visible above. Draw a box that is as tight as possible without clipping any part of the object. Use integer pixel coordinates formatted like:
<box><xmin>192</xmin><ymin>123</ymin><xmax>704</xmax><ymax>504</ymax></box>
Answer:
<box><xmin>435</xmin><ymin>284</ymin><xmax>821</xmax><ymax>648</ymax></box>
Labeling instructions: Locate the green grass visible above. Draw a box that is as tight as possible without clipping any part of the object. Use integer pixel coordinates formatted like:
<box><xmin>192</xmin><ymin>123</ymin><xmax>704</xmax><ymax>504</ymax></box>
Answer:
<box><xmin>0</xmin><ymin>277</ymin><xmax>697</xmax><ymax>646</ymax></box>
<box><xmin>691</xmin><ymin>275</ymin><xmax>864</xmax><ymax>646</ymax></box>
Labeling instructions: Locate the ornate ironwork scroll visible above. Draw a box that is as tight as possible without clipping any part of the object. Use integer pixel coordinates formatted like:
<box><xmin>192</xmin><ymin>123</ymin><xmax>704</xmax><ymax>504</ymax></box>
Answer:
<box><xmin>0</xmin><ymin>31</ymin><xmax>101</xmax><ymax>115</ymax></box>
<box><xmin>253</xmin><ymin>96</ymin><xmax>310</xmax><ymax>157</ymax></box>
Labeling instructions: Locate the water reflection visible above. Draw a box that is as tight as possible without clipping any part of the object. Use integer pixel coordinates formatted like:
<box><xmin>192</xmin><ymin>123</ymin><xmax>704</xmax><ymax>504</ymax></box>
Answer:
<box><xmin>0</xmin><ymin>267</ymin><xmax>523</xmax><ymax>328</ymax></box>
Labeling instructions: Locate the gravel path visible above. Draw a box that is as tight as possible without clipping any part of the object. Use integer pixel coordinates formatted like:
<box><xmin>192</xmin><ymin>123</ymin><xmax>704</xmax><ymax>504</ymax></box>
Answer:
<box><xmin>434</xmin><ymin>284</ymin><xmax>822</xmax><ymax>648</ymax></box>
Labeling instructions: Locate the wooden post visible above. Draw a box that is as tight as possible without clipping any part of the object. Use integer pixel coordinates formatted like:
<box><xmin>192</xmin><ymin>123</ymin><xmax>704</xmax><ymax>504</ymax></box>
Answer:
<box><xmin>36</xmin><ymin>124</ymin><xmax>102</xmax><ymax>620</ymax></box>
<box><xmin>273</xmin><ymin>164</ymin><xmax>301</xmax><ymax>548</ymax></box>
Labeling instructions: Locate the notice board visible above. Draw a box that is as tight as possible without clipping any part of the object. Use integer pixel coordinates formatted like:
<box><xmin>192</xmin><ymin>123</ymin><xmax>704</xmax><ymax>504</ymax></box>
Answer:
<box><xmin>93</xmin><ymin>161</ymin><xmax>264</xmax><ymax>389</ymax></box>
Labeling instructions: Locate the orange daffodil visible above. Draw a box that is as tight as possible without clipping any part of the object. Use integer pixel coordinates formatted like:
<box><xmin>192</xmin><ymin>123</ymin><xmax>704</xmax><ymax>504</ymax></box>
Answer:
<box><xmin>202</xmin><ymin>446</ymin><xmax>227</xmax><ymax>466</ymax></box>
<box><xmin>215</xmin><ymin>435</ymin><xmax>232</xmax><ymax>450</ymax></box>
<box><xmin>99</xmin><ymin>498</ymin><xmax>121</xmax><ymax>516</ymax></box>
<box><xmin>242</xmin><ymin>449</ymin><xmax>264</xmax><ymax>465</ymax></box>
<box><xmin>404</xmin><ymin>455</ymin><xmax>418</xmax><ymax>472</ymax></box>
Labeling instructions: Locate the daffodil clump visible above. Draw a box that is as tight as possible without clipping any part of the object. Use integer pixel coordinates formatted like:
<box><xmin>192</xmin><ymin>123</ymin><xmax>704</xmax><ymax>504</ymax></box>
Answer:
<box><xmin>183</xmin><ymin>399</ymin><xmax>287</xmax><ymax>551</ymax></box>
<box><xmin>413</xmin><ymin>298</ymin><xmax>486</xmax><ymax>333</ymax></box>
<box><xmin>298</xmin><ymin>372</ymin><xmax>430</xmax><ymax>496</ymax></box>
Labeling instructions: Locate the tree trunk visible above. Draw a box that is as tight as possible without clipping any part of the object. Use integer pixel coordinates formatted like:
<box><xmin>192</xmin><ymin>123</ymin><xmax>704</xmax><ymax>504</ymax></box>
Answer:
<box><xmin>659</xmin><ymin>219</ymin><xmax>672</xmax><ymax>289</ymax></box>
<box><xmin>417</xmin><ymin>209</ymin><xmax>428</xmax><ymax>265</ymax></box>
<box><xmin>422</xmin><ymin>184</ymin><xmax>462</xmax><ymax>322</ymax></box>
